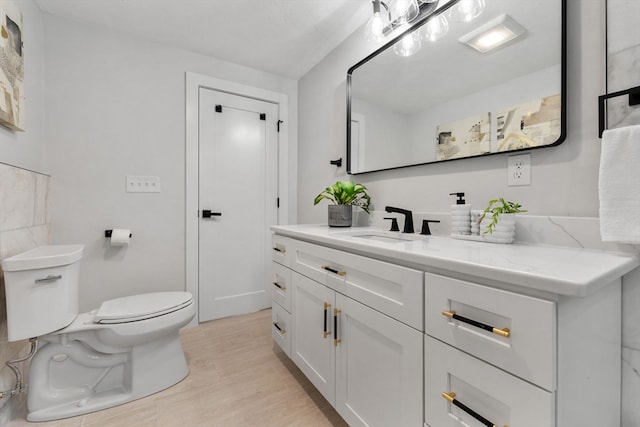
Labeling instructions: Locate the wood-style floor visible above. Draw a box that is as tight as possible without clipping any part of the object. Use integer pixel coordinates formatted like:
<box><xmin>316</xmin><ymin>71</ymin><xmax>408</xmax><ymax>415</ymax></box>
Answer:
<box><xmin>8</xmin><ymin>309</ymin><xmax>349</xmax><ymax>427</ymax></box>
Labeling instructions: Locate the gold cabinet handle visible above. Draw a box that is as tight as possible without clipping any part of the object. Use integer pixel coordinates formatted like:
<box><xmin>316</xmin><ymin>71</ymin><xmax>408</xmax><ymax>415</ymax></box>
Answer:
<box><xmin>442</xmin><ymin>391</ymin><xmax>508</xmax><ymax>427</ymax></box>
<box><xmin>272</xmin><ymin>281</ymin><xmax>286</xmax><ymax>291</ymax></box>
<box><xmin>323</xmin><ymin>302</ymin><xmax>331</xmax><ymax>338</ymax></box>
<box><xmin>333</xmin><ymin>308</ymin><xmax>341</xmax><ymax>346</ymax></box>
<box><xmin>442</xmin><ymin>310</ymin><xmax>510</xmax><ymax>338</ymax></box>
<box><xmin>272</xmin><ymin>247</ymin><xmax>286</xmax><ymax>254</ymax></box>
<box><xmin>322</xmin><ymin>265</ymin><xmax>346</xmax><ymax>276</ymax></box>
<box><xmin>273</xmin><ymin>322</ymin><xmax>286</xmax><ymax>335</ymax></box>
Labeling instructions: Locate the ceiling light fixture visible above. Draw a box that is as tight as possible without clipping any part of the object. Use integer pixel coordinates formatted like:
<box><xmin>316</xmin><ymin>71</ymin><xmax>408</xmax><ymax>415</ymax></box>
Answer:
<box><xmin>459</xmin><ymin>14</ymin><xmax>526</xmax><ymax>53</ymax></box>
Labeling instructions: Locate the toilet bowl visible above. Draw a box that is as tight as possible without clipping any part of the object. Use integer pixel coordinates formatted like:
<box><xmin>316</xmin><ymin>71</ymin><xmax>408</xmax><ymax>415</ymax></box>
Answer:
<box><xmin>1</xmin><ymin>245</ymin><xmax>196</xmax><ymax>421</ymax></box>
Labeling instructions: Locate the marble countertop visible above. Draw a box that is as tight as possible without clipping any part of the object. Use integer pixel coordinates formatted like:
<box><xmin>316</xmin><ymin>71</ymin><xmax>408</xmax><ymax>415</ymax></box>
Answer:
<box><xmin>271</xmin><ymin>224</ymin><xmax>640</xmax><ymax>297</ymax></box>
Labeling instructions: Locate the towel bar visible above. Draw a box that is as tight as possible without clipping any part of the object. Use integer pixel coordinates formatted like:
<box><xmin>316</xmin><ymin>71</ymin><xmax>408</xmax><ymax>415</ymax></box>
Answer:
<box><xmin>598</xmin><ymin>85</ymin><xmax>640</xmax><ymax>138</ymax></box>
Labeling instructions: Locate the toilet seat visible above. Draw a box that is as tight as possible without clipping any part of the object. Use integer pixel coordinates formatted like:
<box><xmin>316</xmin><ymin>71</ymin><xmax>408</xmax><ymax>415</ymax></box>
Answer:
<box><xmin>94</xmin><ymin>291</ymin><xmax>193</xmax><ymax>324</ymax></box>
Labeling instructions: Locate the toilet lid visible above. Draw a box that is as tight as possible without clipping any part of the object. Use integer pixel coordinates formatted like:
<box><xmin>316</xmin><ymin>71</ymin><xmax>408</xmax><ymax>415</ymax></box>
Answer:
<box><xmin>94</xmin><ymin>291</ymin><xmax>193</xmax><ymax>324</ymax></box>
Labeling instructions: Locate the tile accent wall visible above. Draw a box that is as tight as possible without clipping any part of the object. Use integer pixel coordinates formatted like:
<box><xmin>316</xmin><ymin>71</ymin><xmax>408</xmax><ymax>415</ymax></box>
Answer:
<box><xmin>0</xmin><ymin>162</ymin><xmax>52</xmax><ymax>424</ymax></box>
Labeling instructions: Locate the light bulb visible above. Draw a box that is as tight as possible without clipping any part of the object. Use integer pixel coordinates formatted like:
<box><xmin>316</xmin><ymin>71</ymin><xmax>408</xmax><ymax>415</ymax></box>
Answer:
<box><xmin>393</xmin><ymin>31</ymin><xmax>421</xmax><ymax>57</ymax></box>
<box><xmin>365</xmin><ymin>11</ymin><xmax>390</xmax><ymax>43</ymax></box>
<box><xmin>423</xmin><ymin>14</ymin><xmax>449</xmax><ymax>42</ymax></box>
<box><xmin>450</xmin><ymin>0</ymin><xmax>485</xmax><ymax>23</ymax></box>
<box><xmin>388</xmin><ymin>0</ymin><xmax>420</xmax><ymax>24</ymax></box>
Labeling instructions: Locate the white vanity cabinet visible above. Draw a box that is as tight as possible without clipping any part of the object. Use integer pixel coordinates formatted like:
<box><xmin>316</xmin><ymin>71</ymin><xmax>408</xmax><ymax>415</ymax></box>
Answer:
<box><xmin>271</xmin><ymin>225</ymin><xmax>639</xmax><ymax>427</ymax></box>
<box><xmin>282</xmin><ymin>237</ymin><xmax>424</xmax><ymax>427</ymax></box>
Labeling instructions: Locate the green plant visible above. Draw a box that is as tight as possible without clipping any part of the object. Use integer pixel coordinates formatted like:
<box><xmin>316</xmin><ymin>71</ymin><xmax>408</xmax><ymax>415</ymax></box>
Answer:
<box><xmin>480</xmin><ymin>197</ymin><xmax>526</xmax><ymax>234</ymax></box>
<box><xmin>313</xmin><ymin>181</ymin><xmax>371</xmax><ymax>214</ymax></box>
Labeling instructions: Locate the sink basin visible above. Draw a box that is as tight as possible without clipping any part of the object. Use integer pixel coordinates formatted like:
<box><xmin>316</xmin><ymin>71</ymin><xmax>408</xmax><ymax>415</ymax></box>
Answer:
<box><xmin>334</xmin><ymin>229</ymin><xmax>427</xmax><ymax>243</ymax></box>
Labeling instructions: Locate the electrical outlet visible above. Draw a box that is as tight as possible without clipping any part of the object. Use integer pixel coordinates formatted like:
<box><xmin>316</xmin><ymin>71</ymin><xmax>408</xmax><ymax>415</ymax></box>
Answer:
<box><xmin>126</xmin><ymin>175</ymin><xmax>161</xmax><ymax>193</ymax></box>
<box><xmin>507</xmin><ymin>154</ymin><xmax>531</xmax><ymax>186</ymax></box>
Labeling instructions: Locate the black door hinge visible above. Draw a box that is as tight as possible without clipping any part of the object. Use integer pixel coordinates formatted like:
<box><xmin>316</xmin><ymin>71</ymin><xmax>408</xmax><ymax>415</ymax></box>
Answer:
<box><xmin>277</xmin><ymin>197</ymin><xmax>280</xmax><ymax>208</ymax></box>
<box><xmin>277</xmin><ymin>120</ymin><xmax>283</xmax><ymax>132</ymax></box>
<box><xmin>260</xmin><ymin>113</ymin><xmax>266</xmax><ymax>120</ymax></box>
<box><xmin>215</xmin><ymin>105</ymin><xmax>222</xmax><ymax>113</ymax></box>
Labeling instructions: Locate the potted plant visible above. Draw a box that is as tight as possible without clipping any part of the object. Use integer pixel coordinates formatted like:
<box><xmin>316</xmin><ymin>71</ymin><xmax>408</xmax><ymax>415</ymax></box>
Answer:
<box><xmin>314</xmin><ymin>181</ymin><xmax>371</xmax><ymax>227</ymax></box>
<box><xmin>479</xmin><ymin>198</ymin><xmax>526</xmax><ymax>243</ymax></box>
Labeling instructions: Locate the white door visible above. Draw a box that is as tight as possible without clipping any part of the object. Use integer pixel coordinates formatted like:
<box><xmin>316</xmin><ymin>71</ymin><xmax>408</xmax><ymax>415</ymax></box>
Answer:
<box><xmin>198</xmin><ymin>88</ymin><xmax>278</xmax><ymax>322</ymax></box>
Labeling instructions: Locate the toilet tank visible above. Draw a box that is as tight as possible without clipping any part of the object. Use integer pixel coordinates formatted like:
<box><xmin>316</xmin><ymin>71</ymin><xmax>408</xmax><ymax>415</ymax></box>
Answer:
<box><xmin>1</xmin><ymin>245</ymin><xmax>84</xmax><ymax>342</ymax></box>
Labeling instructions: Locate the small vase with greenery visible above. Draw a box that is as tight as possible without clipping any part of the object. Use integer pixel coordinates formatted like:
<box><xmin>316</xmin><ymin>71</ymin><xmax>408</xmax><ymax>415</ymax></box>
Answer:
<box><xmin>480</xmin><ymin>198</ymin><xmax>526</xmax><ymax>240</ymax></box>
<box><xmin>314</xmin><ymin>181</ymin><xmax>371</xmax><ymax>227</ymax></box>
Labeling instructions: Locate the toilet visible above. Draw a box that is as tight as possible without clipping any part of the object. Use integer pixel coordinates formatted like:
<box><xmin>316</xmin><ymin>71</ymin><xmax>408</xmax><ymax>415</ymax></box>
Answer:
<box><xmin>1</xmin><ymin>245</ymin><xmax>196</xmax><ymax>421</ymax></box>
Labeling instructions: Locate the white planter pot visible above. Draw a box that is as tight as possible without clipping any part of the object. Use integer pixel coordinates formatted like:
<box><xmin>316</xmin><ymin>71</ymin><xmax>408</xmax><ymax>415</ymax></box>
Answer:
<box><xmin>480</xmin><ymin>213</ymin><xmax>516</xmax><ymax>243</ymax></box>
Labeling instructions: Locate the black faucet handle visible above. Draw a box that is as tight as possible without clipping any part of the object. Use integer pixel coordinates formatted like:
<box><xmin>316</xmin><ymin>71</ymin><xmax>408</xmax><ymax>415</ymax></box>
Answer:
<box><xmin>420</xmin><ymin>219</ymin><xmax>441</xmax><ymax>235</ymax></box>
<box><xmin>384</xmin><ymin>217</ymin><xmax>400</xmax><ymax>232</ymax></box>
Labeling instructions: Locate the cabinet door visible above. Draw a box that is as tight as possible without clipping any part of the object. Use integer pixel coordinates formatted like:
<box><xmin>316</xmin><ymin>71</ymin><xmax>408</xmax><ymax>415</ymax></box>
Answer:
<box><xmin>291</xmin><ymin>271</ymin><xmax>336</xmax><ymax>405</ymax></box>
<box><xmin>335</xmin><ymin>293</ymin><xmax>423</xmax><ymax>427</ymax></box>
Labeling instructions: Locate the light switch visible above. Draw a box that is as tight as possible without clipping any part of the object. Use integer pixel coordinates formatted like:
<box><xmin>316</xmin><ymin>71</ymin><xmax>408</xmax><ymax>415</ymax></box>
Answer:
<box><xmin>126</xmin><ymin>176</ymin><xmax>161</xmax><ymax>193</ymax></box>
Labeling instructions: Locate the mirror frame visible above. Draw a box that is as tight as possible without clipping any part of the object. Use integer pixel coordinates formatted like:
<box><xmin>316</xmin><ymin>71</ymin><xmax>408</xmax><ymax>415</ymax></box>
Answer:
<box><xmin>347</xmin><ymin>0</ymin><xmax>567</xmax><ymax>175</ymax></box>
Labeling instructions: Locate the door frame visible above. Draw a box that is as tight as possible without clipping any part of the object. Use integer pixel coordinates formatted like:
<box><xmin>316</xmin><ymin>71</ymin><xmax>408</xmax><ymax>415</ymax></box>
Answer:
<box><xmin>185</xmin><ymin>72</ymin><xmax>290</xmax><ymax>327</ymax></box>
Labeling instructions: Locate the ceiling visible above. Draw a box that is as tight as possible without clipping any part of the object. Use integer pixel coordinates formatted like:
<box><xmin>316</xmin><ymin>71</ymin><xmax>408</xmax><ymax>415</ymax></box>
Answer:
<box><xmin>34</xmin><ymin>0</ymin><xmax>372</xmax><ymax>79</ymax></box>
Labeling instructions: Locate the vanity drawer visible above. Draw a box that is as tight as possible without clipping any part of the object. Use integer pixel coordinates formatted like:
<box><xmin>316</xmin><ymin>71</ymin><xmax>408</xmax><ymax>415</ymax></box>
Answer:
<box><xmin>271</xmin><ymin>262</ymin><xmax>291</xmax><ymax>312</ymax></box>
<box><xmin>272</xmin><ymin>301</ymin><xmax>291</xmax><ymax>357</ymax></box>
<box><xmin>293</xmin><ymin>240</ymin><xmax>423</xmax><ymax>330</ymax></box>
<box><xmin>425</xmin><ymin>336</ymin><xmax>554</xmax><ymax>427</ymax></box>
<box><xmin>425</xmin><ymin>272</ymin><xmax>556</xmax><ymax>391</ymax></box>
<box><xmin>271</xmin><ymin>234</ymin><xmax>291</xmax><ymax>267</ymax></box>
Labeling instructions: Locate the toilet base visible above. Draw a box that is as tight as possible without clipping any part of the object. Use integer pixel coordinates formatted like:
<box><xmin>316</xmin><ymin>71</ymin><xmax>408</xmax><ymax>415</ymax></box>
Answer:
<box><xmin>26</xmin><ymin>331</ymin><xmax>189</xmax><ymax>422</ymax></box>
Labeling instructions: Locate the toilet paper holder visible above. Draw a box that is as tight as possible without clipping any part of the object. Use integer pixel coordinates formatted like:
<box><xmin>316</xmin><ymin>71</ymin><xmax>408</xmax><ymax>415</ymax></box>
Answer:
<box><xmin>105</xmin><ymin>230</ymin><xmax>133</xmax><ymax>238</ymax></box>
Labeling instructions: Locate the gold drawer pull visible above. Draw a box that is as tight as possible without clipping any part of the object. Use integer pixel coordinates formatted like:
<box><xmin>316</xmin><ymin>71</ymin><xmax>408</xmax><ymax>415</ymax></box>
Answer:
<box><xmin>442</xmin><ymin>310</ymin><xmax>510</xmax><ymax>338</ymax></box>
<box><xmin>273</xmin><ymin>322</ymin><xmax>286</xmax><ymax>334</ymax></box>
<box><xmin>322</xmin><ymin>265</ymin><xmax>346</xmax><ymax>276</ymax></box>
<box><xmin>442</xmin><ymin>392</ymin><xmax>508</xmax><ymax>427</ymax></box>
<box><xmin>272</xmin><ymin>282</ymin><xmax>286</xmax><ymax>291</ymax></box>
<box><xmin>272</xmin><ymin>247</ymin><xmax>286</xmax><ymax>254</ymax></box>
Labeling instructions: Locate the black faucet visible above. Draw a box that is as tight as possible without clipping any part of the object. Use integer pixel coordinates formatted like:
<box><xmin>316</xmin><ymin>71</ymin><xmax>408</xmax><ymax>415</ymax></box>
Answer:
<box><xmin>384</xmin><ymin>206</ymin><xmax>414</xmax><ymax>233</ymax></box>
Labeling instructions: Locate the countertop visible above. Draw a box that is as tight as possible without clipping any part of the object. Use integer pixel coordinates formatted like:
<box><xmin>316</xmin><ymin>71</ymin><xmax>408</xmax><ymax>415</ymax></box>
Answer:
<box><xmin>271</xmin><ymin>224</ymin><xmax>640</xmax><ymax>297</ymax></box>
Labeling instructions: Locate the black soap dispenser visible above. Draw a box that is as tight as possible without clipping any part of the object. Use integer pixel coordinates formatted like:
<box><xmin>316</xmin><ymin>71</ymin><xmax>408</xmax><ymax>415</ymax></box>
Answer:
<box><xmin>450</xmin><ymin>192</ymin><xmax>471</xmax><ymax>235</ymax></box>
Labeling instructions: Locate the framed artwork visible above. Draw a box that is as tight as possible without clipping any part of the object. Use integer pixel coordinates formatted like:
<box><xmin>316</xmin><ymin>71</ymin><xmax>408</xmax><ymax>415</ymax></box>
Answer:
<box><xmin>0</xmin><ymin>1</ymin><xmax>24</xmax><ymax>131</ymax></box>
<box><xmin>496</xmin><ymin>94</ymin><xmax>561</xmax><ymax>151</ymax></box>
<box><xmin>436</xmin><ymin>113</ymin><xmax>491</xmax><ymax>161</ymax></box>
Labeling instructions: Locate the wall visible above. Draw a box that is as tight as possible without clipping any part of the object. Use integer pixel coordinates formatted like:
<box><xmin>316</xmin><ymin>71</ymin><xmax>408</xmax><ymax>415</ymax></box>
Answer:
<box><xmin>0</xmin><ymin>0</ymin><xmax>48</xmax><ymax>423</ymax></box>
<box><xmin>298</xmin><ymin>0</ymin><xmax>639</xmax><ymax>425</ymax></box>
<box><xmin>42</xmin><ymin>15</ymin><xmax>298</xmax><ymax>312</ymax></box>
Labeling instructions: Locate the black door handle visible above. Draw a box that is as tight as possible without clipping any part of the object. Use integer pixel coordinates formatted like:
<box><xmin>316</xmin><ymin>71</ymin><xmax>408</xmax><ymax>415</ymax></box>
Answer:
<box><xmin>202</xmin><ymin>210</ymin><xmax>222</xmax><ymax>218</ymax></box>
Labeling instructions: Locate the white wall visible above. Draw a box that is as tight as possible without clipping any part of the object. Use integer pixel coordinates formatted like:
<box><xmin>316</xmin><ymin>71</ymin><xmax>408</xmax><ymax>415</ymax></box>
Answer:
<box><xmin>0</xmin><ymin>0</ymin><xmax>45</xmax><ymax>172</ymax></box>
<box><xmin>298</xmin><ymin>0</ymin><xmax>605</xmax><ymax>222</ymax></box>
<box><xmin>43</xmin><ymin>14</ymin><xmax>298</xmax><ymax>311</ymax></box>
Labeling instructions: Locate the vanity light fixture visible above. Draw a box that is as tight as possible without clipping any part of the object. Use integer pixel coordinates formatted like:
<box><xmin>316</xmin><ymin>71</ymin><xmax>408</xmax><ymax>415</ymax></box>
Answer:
<box><xmin>449</xmin><ymin>0</ymin><xmax>485</xmax><ymax>23</ymax></box>
<box><xmin>393</xmin><ymin>31</ymin><xmax>422</xmax><ymax>56</ymax></box>
<box><xmin>422</xmin><ymin>13</ymin><xmax>449</xmax><ymax>42</ymax></box>
<box><xmin>364</xmin><ymin>0</ymin><xmax>391</xmax><ymax>42</ymax></box>
<box><xmin>459</xmin><ymin>14</ymin><xmax>525</xmax><ymax>53</ymax></box>
<box><xmin>364</xmin><ymin>0</ymin><xmax>438</xmax><ymax>43</ymax></box>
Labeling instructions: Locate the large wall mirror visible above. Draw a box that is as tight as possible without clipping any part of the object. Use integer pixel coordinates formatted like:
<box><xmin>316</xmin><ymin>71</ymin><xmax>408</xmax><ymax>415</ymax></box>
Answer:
<box><xmin>347</xmin><ymin>0</ymin><xmax>566</xmax><ymax>174</ymax></box>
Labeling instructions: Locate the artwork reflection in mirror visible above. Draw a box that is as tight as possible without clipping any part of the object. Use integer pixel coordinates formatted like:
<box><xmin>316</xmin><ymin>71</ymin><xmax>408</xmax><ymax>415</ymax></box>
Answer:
<box><xmin>348</xmin><ymin>0</ymin><xmax>565</xmax><ymax>174</ymax></box>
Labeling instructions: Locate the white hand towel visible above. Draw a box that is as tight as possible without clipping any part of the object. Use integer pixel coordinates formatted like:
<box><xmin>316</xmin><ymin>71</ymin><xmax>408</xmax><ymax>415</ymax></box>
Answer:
<box><xmin>599</xmin><ymin>124</ymin><xmax>640</xmax><ymax>243</ymax></box>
